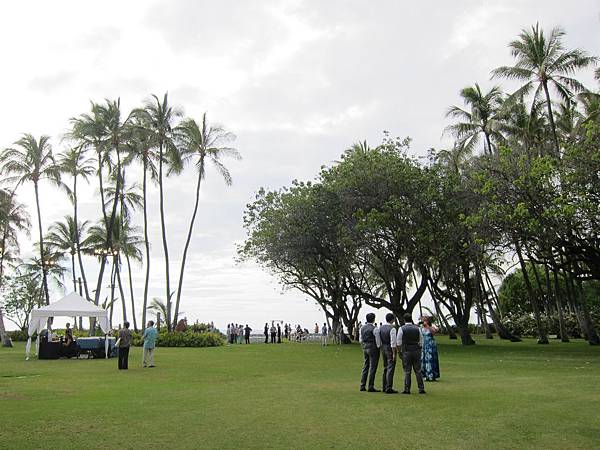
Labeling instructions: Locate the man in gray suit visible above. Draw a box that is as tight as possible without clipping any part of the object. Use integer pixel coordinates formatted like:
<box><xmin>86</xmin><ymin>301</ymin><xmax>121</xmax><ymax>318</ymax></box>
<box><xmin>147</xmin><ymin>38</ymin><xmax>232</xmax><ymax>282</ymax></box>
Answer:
<box><xmin>398</xmin><ymin>313</ymin><xmax>426</xmax><ymax>394</ymax></box>
<box><xmin>379</xmin><ymin>313</ymin><xmax>398</xmax><ymax>394</ymax></box>
<box><xmin>359</xmin><ymin>313</ymin><xmax>380</xmax><ymax>392</ymax></box>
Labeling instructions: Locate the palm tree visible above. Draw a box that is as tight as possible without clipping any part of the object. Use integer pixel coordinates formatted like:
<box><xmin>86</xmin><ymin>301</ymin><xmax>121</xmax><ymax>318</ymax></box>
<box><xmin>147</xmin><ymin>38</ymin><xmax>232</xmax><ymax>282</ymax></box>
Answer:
<box><xmin>0</xmin><ymin>189</ymin><xmax>30</xmax><ymax>346</ymax></box>
<box><xmin>147</xmin><ymin>297</ymin><xmax>168</xmax><ymax>329</ymax></box>
<box><xmin>445</xmin><ymin>83</ymin><xmax>505</xmax><ymax>155</ymax></box>
<box><xmin>491</xmin><ymin>23</ymin><xmax>598</xmax><ymax>157</ymax></box>
<box><xmin>0</xmin><ymin>134</ymin><xmax>60</xmax><ymax>304</ymax></box>
<box><xmin>173</xmin><ymin>115</ymin><xmax>239</xmax><ymax>325</ymax></box>
<box><xmin>0</xmin><ymin>189</ymin><xmax>30</xmax><ymax>282</ymax></box>
<box><xmin>57</xmin><ymin>147</ymin><xmax>95</xmax><ymax>300</ymax></box>
<box><xmin>45</xmin><ymin>215</ymin><xmax>89</xmax><ymax>293</ymax></box>
<box><xmin>124</xmin><ymin>121</ymin><xmax>158</xmax><ymax>328</ymax></box>
<box><xmin>135</xmin><ymin>93</ymin><xmax>183</xmax><ymax>331</ymax></box>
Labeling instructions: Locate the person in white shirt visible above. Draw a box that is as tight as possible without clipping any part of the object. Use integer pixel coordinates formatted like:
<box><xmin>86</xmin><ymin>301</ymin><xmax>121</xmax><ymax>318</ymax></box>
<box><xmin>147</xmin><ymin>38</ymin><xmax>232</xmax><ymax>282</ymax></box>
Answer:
<box><xmin>397</xmin><ymin>313</ymin><xmax>426</xmax><ymax>394</ymax></box>
<box><xmin>359</xmin><ymin>313</ymin><xmax>381</xmax><ymax>392</ymax></box>
<box><xmin>377</xmin><ymin>313</ymin><xmax>398</xmax><ymax>394</ymax></box>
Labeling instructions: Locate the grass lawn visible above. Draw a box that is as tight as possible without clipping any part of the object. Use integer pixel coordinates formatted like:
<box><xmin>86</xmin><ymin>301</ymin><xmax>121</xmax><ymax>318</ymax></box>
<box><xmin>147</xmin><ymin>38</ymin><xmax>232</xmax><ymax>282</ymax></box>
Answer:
<box><xmin>1</xmin><ymin>337</ymin><xmax>599</xmax><ymax>449</ymax></box>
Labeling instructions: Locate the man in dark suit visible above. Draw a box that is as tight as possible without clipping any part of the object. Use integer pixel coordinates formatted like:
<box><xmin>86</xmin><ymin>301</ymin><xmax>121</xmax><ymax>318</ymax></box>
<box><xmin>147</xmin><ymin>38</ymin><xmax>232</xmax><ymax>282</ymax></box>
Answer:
<box><xmin>398</xmin><ymin>313</ymin><xmax>425</xmax><ymax>394</ymax></box>
<box><xmin>264</xmin><ymin>323</ymin><xmax>269</xmax><ymax>343</ymax></box>
<box><xmin>244</xmin><ymin>324</ymin><xmax>252</xmax><ymax>344</ymax></box>
<box><xmin>379</xmin><ymin>313</ymin><xmax>398</xmax><ymax>394</ymax></box>
<box><xmin>359</xmin><ymin>313</ymin><xmax>380</xmax><ymax>392</ymax></box>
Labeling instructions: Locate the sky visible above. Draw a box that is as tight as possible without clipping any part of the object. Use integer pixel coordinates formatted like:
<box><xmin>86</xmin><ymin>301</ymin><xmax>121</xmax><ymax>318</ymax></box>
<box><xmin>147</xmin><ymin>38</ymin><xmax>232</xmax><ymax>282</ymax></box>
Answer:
<box><xmin>0</xmin><ymin>1</ymin><xmax>598</xmax><ymax>331</ymax></box>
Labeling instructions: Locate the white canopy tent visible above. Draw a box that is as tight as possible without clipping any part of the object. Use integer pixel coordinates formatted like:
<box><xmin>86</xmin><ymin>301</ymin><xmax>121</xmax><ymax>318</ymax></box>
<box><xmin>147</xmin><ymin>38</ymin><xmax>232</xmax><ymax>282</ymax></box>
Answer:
<box><xmin>26</xmin><ymin>292</ymin><xmax>110</xmax><ymax>360</ymax></box>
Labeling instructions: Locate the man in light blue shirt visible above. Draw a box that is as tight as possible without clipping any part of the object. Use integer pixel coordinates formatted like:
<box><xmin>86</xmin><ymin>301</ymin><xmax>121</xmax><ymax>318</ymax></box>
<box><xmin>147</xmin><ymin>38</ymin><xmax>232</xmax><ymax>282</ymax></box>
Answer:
<box><xmin>142</xmin><ymin>320</ymin><xmax>158</xmax><ymax>368</ymax></box>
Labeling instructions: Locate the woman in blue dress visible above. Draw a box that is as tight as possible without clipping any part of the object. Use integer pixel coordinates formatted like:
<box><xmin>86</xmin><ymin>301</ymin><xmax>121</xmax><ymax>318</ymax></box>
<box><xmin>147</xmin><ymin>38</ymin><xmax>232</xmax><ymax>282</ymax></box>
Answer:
<box><xmin>421</xmin><ymin>316</ymin><xmax>440</xmax><ymax>381</ymax></box>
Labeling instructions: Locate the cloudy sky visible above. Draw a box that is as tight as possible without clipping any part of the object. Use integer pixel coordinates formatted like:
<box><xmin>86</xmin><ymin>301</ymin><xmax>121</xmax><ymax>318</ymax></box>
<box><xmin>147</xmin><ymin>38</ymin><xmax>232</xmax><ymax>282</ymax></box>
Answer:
<box><xmin>1</xmin><ymin>1</ymin><xmax>598</xmax><ymax>331</ymax></box>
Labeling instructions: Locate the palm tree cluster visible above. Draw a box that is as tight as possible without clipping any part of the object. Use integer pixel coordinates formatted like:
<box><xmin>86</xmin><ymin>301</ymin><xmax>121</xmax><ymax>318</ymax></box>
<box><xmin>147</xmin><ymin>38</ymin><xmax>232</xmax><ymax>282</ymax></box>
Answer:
<box><xmin>243</xmin><ymin>23</ymin><xmax>600</xmax><ymax>346</ymax></box>
<box><xmin>0</xmin><ymin>93</ymin><xmax>239</xmax><ymax>333</ymax></box>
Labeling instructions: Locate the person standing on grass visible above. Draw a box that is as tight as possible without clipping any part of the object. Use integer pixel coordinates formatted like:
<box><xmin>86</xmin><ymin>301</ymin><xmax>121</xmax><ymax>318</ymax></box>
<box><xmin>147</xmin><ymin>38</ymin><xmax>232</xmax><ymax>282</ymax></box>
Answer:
<box><xmin>421</xmin><ymin>316</ymin><xmax>440</xmax><ymax>381</ymax></box>
<box><xmin>142</xmin><ymin>320</ymin><xmax>158</xmax><ymax>368</ymax></box>
<box><xmin>244</xmin><ymin>324</ymin><xmax>252</xmax><ymax>344</ymax></box>
<box><xmin>277</xmin><ymin>323</ymin><xmax>282</xmax><ymax>343</ymax></box>
<box><xmin>321</xmin><ymin>323</ymin><xmax>328</xmax><ymax>346</ymax></box>
<box><xmin>264</xmin><ymin>323</ymin><xmax>269</xmax><ymax>343</ymax></box>
<box><xmin>359</xmin><ymin>313</ymin><xmax>380</xmax><ymax>392</ymax></box>
<box><xmin>398</xmin><ymin>313</ymin><xmax>425</xmax><ymax>394</ymax></box>
<box><xmin>117</xmin><ymin>321</ymin><xmax>132</xmax><ymax>370</ymax></box>
<box><xmin>270</xmin><ymin>322</ymin><xmax>277</xmax><ymax>343</ymax></box>
<box><xmin>314</xmin><ymin>323</ymin><xmax>319</xmax><ymax>334</ymax></box>
<box><xmin>379</xmin><ymin>313</ymin><xmax>398</xmax><ymax>394</ymax></box>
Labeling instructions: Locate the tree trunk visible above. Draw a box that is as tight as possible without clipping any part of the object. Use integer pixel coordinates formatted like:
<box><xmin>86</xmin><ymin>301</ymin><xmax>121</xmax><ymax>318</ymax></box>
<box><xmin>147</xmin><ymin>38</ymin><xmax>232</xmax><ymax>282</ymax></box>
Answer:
<box><xmin>125</xmin><ymin>254</ymin><xmax>138</xmax><ymax>331</ymax></box>
<box><xmin>456</xmin><ymin>317</ymin><xmax>475</xmax><ymax>345</ymax></box>
<box><xmin>515</xmin><ymin>243</ymin><xmax>548</xmax><ymax>344</ymax></box>
<box><xmin>551</xmin><ymin>267</ymin><xmax>569</xmax><ymax>342</ymax></box>
<box><xmin>115</xmin><ymin>257</ymin><xmax>128</xmax><ymax>323</ymax></box>
<box><xmin>0</xmin><ymin>307</ymin><xmax>12</xmax><ymax>347</ymax></box>
<box><xmin>575</xmin><ymin>278</ymin><xmax>600</xmax><ymax>345</ymax></box>
<box><xmin>174</xmin><ymin>164</ymin><xmax>204</xmax><ymax>326</ymax></box>
<box><xmin>433</xmin><ymin>296</ymin><xmax>456</xmax><ymax>339</ymax></box>
<box><xmin>542</xmin><ymin>81</ymin><xmax>561</xmax><ymax>158</ymax></box>
<box><xmin>141</xmin><ymin>156</ymin><xmax>151</xmax><ymax>330</ymax></box>
<box><xmin>71</xmin><ymin>252</ymin><xmax>77</xmax><ymax>292</ymax></box>
<box><xmin>34</xmin><ymin>182</ymin><xmax>50</xmax><ymax>305</ymax></box>
<box><xmin>158</xmin><ymin>142</ymin><xmax>172</xmax><ymax>331</ymax></box>
<box><xmin>73</xmin><ymin>174</ymin><xmax>91</xmax><ymax>302</ymax></box>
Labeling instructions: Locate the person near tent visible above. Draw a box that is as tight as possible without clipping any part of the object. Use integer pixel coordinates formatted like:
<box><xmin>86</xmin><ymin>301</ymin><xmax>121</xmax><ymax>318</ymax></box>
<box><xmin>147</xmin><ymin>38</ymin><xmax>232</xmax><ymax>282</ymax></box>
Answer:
<box><xmin>117</xmin><ymin>321</ymin><xmax>133</xmax><ymax>370</ymax></box>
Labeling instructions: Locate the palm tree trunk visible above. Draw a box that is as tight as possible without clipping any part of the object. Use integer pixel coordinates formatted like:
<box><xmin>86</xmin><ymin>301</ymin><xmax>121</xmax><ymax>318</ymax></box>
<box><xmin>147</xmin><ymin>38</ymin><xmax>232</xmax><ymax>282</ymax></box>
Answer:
<box><xmin>542</xmin><ymin>81</ymin><xmax>560</xmax><ymax>158</ymax></box>
<box><xmin>71</xmin><ymin>252</ymin><xmax>77</xmax><ymax>292</ymax></box>
<box><xmin>141</xmin><ymin>156</ymin><xmax>151</xmax><ymax>330</ymax></box>
<box><xmin>515</xmin><ymin>242</ymin><xmax>548</xmax><ymax>343</ymax></box>
<box><xmin>34</xmin><ymin>182</ymin><xmax>50</xmax><ymax>305</ymax></box>
<box><xmin>484</xmin><ymin>130</ymin><xmax>493</xmax><ymax>155</ymax></box>
<box><xmin>73</xmin><ymin>173</ymin><xmax>91</xmax><ymax>301</ymax></box>
<box><xmin>115</xmin><ymin>257</ymin><xmax>128</xmax><ymax>323</ymax></box>
<box><xmin>0</xmin><ymin>307</ymin><xmax>11</xmax><ymax>347</ymax></box>
<box><xmin>126</xmin><ymin>254</ymin><xmax>138</xmax><ymax>331</ymax></box>
<box><xmin>174</xmin><ymin>165</ymin><xmax>203</xmax><ymax>325</ymax></box>
<box><xmin>551</xmin><ymin>267</ymin><xmax>569</xmax><ymax>342</ymax></box>
<box><xmin>158</xmin><ymin>142</ymin><xmax>172</xmax><ymax>330</ymax></box>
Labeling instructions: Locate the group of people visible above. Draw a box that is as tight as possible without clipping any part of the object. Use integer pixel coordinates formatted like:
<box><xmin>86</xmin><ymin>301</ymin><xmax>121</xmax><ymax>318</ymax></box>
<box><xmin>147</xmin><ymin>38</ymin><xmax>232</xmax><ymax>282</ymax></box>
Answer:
<box><xmin>359</xmin><ymin>312</ymin><xmax>440</xmax><ymax>395</ymax></box>
<box><xmin>226</xmin><ymin>323</ymin><xmax>252</xmax><ymax>344</ymax></box>
<box><xmin>116</xmin><ymin>320</ymin><xmax>158</xmax><ymax>370</ymax></box>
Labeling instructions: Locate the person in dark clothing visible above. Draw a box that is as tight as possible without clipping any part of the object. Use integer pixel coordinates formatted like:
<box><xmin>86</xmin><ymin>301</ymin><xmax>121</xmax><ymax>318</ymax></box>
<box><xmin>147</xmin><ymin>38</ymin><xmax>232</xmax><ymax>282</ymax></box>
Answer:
<box><xmin>244</xmin><ymin>324</ymin><xmax>252</xmax><ymax>344</ymax></box>
<box><xmin>270</xmin><ymin>323</ymin><xmax>277</xmax><ymax>343</ymax></box>
<box><xmin>277</xmin><ymin>323</ymin><xmax>282</xmax><ymax>343</ymax></box>
<box><xmin>359</xmin><ymin>313</ymin><xmax>380</xmax><ymax>392</ymax></box>
<box><xmin>264</xmin><ymin>323</ymin><xmax>269</xmax><ymax>343</ymax></box>
<box><xmin>398</xmin><ymin>313</ymin><xmax>425</xmax><ymax>394</ymax></box>
<box><xmin>380</xmin><ymin>313</ymin><xmax>398</xmax><ymax>394</ymax></box>
<box><xmin>117</xmin><ymin>321</ymin><xmax>132</xmax><ymax>370</ymax></box>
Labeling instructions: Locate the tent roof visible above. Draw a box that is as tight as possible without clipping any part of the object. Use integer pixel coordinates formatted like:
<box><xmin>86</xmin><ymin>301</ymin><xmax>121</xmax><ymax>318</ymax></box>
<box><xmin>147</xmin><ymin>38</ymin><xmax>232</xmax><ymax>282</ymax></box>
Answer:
<box><xmin>31</xmin><ymin>292</ymin><xmax>108</xmax><ymax>318</ymax></box>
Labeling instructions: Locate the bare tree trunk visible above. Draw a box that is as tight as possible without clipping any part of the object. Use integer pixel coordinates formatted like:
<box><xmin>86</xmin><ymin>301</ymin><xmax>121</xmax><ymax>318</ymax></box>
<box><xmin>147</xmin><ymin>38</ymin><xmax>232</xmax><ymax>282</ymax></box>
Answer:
<box><xmin>174</xmin><ymin>166</ymin><xmax>203</xmax><ymax>326</ymax></box>
<box><xmin>0</xmin><ymin>307</ymin><xmax>12</xmax><ymax>347</ymax></box>
<box><xmin>34</xmin><ymin>182</ymin><xmax>50</xmax><ymax>305</ymax></box>
<box><xmin>158</xmin><ymin>142</ymin><xmax>172</xmax><ymax>330</ymax></box>
<box><xmin>515</xmin><ymin>243</ymin><xmax>548</xmax><ymax>344</ymax></box>
<box><xmin>115</xmin><ymin>257</ymin><xmax>128</xmax><ymax>323</ymax></box>
<box><xmin>141</xmin><ymin>156</ymin><xmax>150</xmax><ymax>330</ymax></box>
<box><xmin>550</xmin><ymin>266</ymin><xmax>569</xmax><ymax>342</ymax></box>
<box><xmin>125</xmin><ymin>255</ymin><xmax>138</xmax><ymax>331</ymax></box>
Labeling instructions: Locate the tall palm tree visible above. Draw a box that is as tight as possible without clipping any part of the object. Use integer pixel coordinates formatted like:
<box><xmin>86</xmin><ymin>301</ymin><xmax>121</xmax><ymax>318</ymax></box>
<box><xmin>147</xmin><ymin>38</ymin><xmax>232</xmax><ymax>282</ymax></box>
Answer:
<box><xmin>492</xmin><ymin>23</ymin><xmax>598</xmax><ymax>157</ymax></box>
<box><xmin>0</xmin><ymin>134</ymin><xmax>60</xmax><ymax>304</ymax></box>
<box><xmin>135</xmin><ymin>93</ymin><xmax>183</xmax><ymax>331</ymax></box>
<box><xmin>173</xmin><ymin>115</ymin><xmax>239</xmax><ymax>325</ymax></box>
<box><xmin>0</xmin><ymin>189</ymin><xmax>30</xmax><ymax>282</ymax></box>
<box><xmin>45</xmin><ymin>215</ymin><xmax>89</xmax><ymax>293</ymax></box>
<box><xmin>57</xmin><ymin>147</ymin><xmax>95</xmax><ymax>300</ymax></box>
<box><xmin>0</xmin><ymin>189</ymin><xmax>30</xmax><ymax>346</ymax></box>
<box><xmin>124</xmin><ymin>121</ymin><xmax>158</xmax><ymax>329</ymax></box>
<box><xmin>445</xmin><ymin>83</ymin><xmax>505</xmax><ymax>155</ymax></box>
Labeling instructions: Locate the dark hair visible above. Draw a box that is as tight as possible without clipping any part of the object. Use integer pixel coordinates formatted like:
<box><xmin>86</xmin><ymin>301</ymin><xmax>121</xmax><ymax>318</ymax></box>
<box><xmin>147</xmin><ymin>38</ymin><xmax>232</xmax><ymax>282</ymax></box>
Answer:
<box><xmin>124</xmin><ymin>321</ymin><xmax>130</xmax><ymax>328</ymax></box>
<box><xmin>366</xmin><ymin>313</ymin><xmax>376</xmax><ymax>323</ymax></box>
<box><xmin>403</xmin><ymin>313</ymin><xmax>413</xmax><ymax>324</ymax></box>
<box><xmin>148</xmin><ymin>320</ymin><xmax>154</xmax><ymax>326</ymax></box>
<box><xmin>385</xmin><ymin>313</ymin><xmax>395</xmax><ymax>323</ymax></box>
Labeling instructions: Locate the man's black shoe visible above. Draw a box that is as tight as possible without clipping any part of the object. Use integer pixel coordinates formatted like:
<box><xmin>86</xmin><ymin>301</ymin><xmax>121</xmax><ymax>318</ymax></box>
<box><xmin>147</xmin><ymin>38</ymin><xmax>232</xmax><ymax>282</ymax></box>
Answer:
<box><xmin>385</xmin><ymin>389</ymin><xmax>399</xmax><ymax>394</ymax></box>
<box><xmin>419</xmin><ymin>390</ymin><xmax>426</xmax><ymax>394</ymax></box>
<box><xmin>401</xmin><ymin>391</ymin><xmax>410</xmax><ymax>394</ymax></box>
<box><xmin>360</xmin><ymin>387</ymin><xmax>366</xmax><ymax>392</ymax></box>
<box><xmin>367</xmin><ymin>388</ymin><xmax>381</xmax><ymax>392</ymax></box>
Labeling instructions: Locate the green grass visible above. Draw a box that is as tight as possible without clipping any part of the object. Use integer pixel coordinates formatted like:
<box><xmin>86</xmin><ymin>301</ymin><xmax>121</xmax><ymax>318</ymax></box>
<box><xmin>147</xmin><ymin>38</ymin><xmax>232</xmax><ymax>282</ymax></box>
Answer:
<box><xmin>1</xmin><ymin>337</ymin><xmax>599</xmax><ymax>449</ymax></box>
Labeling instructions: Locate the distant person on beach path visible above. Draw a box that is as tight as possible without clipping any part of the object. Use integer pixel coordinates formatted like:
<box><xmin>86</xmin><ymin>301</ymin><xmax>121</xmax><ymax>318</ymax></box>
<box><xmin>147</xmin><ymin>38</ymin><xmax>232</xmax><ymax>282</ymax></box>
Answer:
<box><xmin>244</xmin><ymin>325</ymin><xmax>252</xmax><ymax>344</ymax></box>
<box><xmin>142</xmin><ymin>320</ymin><xmax>158</xmax><ymax>368</ymax></box>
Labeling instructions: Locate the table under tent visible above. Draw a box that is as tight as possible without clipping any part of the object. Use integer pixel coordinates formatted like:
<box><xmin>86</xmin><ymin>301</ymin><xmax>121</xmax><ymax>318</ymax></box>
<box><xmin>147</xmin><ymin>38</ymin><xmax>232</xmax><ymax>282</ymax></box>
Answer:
<box><xmin>26</xmin><ymin>292</ymin><xmax>115</xmax><ymax>360</ymax></box>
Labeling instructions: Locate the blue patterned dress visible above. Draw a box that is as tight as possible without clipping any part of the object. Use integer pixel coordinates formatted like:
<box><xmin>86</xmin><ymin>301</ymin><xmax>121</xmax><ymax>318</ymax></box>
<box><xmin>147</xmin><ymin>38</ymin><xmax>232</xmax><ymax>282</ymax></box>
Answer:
<box><xmin>421</xmin><ymin>327</ymin><xmax>440</xmax><ymax>381</ymax></box>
